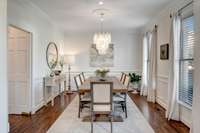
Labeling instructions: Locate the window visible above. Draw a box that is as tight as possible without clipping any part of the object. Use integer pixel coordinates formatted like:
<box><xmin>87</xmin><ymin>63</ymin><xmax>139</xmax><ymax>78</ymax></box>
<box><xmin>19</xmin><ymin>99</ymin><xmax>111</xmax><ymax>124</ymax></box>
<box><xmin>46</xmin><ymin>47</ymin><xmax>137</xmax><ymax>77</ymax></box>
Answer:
<box><xmin>179</xmin><ymin>14</ymin><xmax>194</xmax><ymax>107</ymax></box>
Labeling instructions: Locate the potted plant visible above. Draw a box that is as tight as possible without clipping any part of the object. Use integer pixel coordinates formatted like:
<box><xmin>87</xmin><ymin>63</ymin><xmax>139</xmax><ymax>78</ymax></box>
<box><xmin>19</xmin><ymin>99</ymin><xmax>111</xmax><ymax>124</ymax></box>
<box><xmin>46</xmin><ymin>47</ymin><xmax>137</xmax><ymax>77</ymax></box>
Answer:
<box><xmin>129</xmin><ymin>73</ymin><xmax>141</xmax><ymax>89</ymax></box>
<box><xmin>95</xmin><ymin>69</ymin><xmax>110</xmax><ymax>80</ymax></box>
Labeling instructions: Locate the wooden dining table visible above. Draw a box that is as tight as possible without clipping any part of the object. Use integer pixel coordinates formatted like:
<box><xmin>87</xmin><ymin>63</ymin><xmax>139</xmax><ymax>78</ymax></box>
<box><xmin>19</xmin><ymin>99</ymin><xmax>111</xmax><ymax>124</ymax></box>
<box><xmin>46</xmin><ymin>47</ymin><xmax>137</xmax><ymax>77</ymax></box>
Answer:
<box><xmin>79</xmin><ymin>76</ymin><xmax>128</xmax><ymax>93</ymax></box>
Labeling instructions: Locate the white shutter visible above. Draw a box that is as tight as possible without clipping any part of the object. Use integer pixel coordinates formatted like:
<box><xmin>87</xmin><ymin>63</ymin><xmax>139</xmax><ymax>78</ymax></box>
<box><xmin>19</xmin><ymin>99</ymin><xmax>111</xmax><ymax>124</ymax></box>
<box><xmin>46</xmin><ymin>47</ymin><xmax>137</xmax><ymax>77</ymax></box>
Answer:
<box><xmin>179</xmin><ymin>15</ymin><xmax>194</xmax><ymax>107</ymax></box>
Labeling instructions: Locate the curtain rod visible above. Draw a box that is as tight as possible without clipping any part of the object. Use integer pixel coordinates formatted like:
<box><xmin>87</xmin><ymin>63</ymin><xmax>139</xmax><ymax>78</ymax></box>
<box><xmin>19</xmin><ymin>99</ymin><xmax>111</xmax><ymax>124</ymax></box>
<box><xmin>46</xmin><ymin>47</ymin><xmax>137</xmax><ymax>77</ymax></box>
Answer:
<box><xmin>170</xmin><ymin>1</ymin><xmax>193</xmax><ymax>18</ymax></box>
<box><xmin>178</xmin><ymin>1</ymin><xmax>193</xmax><ymax>13</ymax></box>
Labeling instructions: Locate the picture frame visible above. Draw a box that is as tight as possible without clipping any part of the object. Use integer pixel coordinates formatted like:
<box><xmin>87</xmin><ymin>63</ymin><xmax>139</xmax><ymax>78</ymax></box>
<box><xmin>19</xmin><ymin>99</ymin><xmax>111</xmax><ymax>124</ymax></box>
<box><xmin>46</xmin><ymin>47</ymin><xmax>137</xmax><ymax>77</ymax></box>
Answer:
<box><xmin>160</xmin><ymin>44</ymin><xmax>169</xmax><ymax>60</ymax></box>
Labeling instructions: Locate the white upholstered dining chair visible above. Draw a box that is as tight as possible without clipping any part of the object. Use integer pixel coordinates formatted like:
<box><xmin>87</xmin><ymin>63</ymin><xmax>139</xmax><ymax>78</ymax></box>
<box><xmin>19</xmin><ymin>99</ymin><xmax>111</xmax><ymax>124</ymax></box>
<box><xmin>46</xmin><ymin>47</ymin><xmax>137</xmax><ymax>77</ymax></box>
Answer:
<box><xmin>90</xmin><ymin>82</ymin><xmax>113</xmax><ymax>133</ymax></box>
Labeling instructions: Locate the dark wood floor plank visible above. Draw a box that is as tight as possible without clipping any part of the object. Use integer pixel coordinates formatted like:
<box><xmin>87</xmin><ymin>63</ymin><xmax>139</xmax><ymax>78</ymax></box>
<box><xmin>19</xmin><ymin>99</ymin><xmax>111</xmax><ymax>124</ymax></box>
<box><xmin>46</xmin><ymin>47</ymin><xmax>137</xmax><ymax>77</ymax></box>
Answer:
<box><xmin>9</xmin><ymin>92</ymin><xmax>189</xmax><ymax>133</ymax></box>
<box><xmin>128</xmin><ymin>93</ymin><xmax>190</xmax><ymax>133</ymax></box>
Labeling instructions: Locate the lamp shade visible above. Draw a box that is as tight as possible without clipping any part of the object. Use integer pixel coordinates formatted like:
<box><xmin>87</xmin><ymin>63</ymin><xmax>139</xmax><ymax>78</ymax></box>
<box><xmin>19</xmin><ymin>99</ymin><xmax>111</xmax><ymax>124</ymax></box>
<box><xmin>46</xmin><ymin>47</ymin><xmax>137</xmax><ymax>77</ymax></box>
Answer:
<box><xmin>64</xmin><ymin>55</ymin><xmax>75</xmax><ymax>65</ymax></box>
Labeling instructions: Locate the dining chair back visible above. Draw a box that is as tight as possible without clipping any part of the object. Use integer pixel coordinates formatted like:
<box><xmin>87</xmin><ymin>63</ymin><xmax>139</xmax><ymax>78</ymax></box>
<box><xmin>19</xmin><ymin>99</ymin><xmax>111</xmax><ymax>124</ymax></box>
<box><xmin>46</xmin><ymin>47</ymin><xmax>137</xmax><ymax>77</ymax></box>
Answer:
<box><xmin>90</xmin><ymin>82</ymin><xmax>113</xmax><ymax>133</ymax></box>
<box><xmin>74</xmin><ymin>74</ymin><xmax>82</xmax><ymax>90</ymax></box>
<box><xmin>124</xmin><ymin>74</ymin><xmax>130</xmax><ymax>88</ymax></box>
<box><xmin>120</xmin><ymin>72</ymin><xmax>126</xmax><ymax>84</ymax></box>
<box><xmin>80</xmin><ymin>72</ymin><xmax>86</xmax><ymax>83</ymax></box>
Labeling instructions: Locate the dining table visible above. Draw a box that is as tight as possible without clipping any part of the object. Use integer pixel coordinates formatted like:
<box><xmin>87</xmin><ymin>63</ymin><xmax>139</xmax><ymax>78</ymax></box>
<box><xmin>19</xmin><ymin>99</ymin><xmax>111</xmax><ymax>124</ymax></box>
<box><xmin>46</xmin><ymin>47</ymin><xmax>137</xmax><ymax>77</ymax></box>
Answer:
<box><xmin>78</xmin><ymin>76</ymin><xmax>128</xmax><ymax>93</ymax></box>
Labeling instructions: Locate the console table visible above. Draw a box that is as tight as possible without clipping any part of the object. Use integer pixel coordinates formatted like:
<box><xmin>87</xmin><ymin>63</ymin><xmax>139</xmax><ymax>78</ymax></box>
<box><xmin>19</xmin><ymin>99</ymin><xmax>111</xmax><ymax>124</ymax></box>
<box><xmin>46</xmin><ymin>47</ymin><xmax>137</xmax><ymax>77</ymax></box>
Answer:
<box><xmin>43</xmin><ymin>75</ymin><xmax>66</xmax><ymax>106</ymax></box>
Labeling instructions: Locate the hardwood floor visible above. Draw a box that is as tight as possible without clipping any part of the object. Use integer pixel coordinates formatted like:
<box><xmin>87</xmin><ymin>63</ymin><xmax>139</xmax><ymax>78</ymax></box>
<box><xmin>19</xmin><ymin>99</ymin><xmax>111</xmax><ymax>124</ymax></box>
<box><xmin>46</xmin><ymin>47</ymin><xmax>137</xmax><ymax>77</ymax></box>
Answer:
<box><xmin>9</xmin><ymin>93</ymin><xmax>76</xmax><ymax>133</ymax></box>
<box><xmin>128</xmin><ymin>93</ymin><xmax>190</xmax><ymax>133</ymax></box>
<box><xmin>9</xmin><ymin>92</ymin><xmax>189</xmax><ymax>133</ymax></box>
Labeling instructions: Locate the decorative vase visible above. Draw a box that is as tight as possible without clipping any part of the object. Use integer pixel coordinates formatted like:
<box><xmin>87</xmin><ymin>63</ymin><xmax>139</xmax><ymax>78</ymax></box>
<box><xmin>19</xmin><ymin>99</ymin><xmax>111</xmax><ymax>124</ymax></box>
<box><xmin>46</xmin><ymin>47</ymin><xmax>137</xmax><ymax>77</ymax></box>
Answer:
<box><xmin>133</xmin><ymin>82</ymin><xmax>139</xmax><ymax>89</ymax></box>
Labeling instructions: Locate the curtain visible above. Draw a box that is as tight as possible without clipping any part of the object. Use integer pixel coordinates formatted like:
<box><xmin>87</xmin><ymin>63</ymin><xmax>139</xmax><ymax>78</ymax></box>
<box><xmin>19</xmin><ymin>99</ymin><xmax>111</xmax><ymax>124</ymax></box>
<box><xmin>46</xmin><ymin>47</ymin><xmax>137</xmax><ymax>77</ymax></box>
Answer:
<box><xmin>147</xmin><ymin>27</ymin><xmax>157</xmax><ymax>103</ymax></box>
<box><xmin>140</xmin><ymin>33</ymin><xmax>149</xmax><ymax>96</ymax></box>
<box><xmin>165</xmin><ymin>13</ymin><xmax>181</xmax><ymax>121</ymax></box>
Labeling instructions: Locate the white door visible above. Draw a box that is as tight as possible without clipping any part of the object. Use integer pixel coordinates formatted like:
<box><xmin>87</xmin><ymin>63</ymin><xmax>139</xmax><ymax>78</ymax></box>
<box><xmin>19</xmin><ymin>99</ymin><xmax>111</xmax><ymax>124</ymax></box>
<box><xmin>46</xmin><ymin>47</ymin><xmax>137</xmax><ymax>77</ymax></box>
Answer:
<box><xmin>8</xmin><ymin>26</ymin><xmax>31</xmax><ymax>114</ymax></box>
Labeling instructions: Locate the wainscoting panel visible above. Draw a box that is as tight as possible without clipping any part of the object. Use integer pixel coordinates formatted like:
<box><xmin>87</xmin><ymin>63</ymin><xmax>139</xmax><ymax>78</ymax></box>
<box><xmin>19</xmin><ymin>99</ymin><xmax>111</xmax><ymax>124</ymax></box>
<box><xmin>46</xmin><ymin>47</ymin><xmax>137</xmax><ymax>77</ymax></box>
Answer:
<box><xmin>156</xmin><ymin>75</ymin><xmax>192</xmax><ymax>127</ymax></box>
<box><xmin>156</xmin><ymin>75</ymin><xmax>168</xmax><ymax>109</ymax></box>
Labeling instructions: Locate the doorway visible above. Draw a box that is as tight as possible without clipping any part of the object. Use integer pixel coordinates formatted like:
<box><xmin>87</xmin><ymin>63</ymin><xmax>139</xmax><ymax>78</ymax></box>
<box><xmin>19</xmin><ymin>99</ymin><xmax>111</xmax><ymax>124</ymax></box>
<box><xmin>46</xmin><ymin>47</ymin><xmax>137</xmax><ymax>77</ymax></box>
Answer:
<box><xmin>7</xmin><ymin>25</ymin><xmax>32</xmax><ymax>114</ymax></box>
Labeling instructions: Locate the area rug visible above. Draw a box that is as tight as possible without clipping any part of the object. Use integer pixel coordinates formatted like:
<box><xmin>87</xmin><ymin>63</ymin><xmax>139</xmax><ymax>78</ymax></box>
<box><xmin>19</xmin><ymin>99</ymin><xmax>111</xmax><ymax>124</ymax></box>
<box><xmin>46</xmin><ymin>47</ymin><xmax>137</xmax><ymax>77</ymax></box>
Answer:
<box><xmin>47</xmin><ymin>96</ymin><xmax>154</xmax><ymax>133</ymax></box>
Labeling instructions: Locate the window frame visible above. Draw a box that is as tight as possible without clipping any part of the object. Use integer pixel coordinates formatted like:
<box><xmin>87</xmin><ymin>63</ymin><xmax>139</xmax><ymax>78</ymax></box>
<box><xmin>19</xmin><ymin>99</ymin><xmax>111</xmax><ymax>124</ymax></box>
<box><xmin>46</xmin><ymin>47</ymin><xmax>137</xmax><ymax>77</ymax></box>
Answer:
<box><xmin>178</xmin><ymin>13</ymin><xmax>194</xmax><ymax>109</ymax></box>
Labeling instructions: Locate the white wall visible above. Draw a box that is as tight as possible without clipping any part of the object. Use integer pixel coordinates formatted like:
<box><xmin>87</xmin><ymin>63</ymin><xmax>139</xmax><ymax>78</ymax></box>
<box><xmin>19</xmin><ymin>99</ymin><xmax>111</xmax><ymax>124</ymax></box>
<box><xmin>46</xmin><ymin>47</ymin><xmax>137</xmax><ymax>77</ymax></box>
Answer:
<box><xmin>143</xmin><ymin>0</ymin><xmax>192</xmax><ymax>127</ymax></box>
<box><xmin>0</xmin><ymin>0</ymin><xmax>8</xmax><ymax>132</ymax></box>
<box><xmin>64</xmin><ymin>30</ymin><xmax>143</xmax><ymax>72</ymax></box>
<box><xmin>192</xmin><ymin>0</ymin><xmax>200</xmax><ymax>132</ymax></box>
<box><xmin>7</xmin><ymin>0</ymin><xmax>65</xmax><ymax>113</ymax></box>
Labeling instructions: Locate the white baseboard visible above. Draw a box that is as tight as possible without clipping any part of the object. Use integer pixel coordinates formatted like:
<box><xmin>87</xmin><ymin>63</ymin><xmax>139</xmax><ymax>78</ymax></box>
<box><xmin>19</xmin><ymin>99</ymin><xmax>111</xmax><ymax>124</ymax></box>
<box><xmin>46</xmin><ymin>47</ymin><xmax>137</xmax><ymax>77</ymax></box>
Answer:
<box><xmin>8</xmin><ymin>122</ymin><xmax>10</xmax><ymax>133</ymax></box>
<box><xmin>156</xmin><ymin>96</ymin><xmax>167</xmax><ymax>109</ymax></box>
<box><xmin>32</xmin><ymin>100</ymin><xmax>44</xmax><ymax>114</ymax></box>
<box><xmin>156</xmin><ymin>96</ymin><xmax>191</xmax><ymax>128</ymax></box>
<box><xmin>32</xmin><ymin>95</ymin><xmax>55</xmax><ymax>114</ymax></box>
<box><xmin>180</xmin><ymin>116</ymin><xmax>191</xmax><ymax>127</ymax></box>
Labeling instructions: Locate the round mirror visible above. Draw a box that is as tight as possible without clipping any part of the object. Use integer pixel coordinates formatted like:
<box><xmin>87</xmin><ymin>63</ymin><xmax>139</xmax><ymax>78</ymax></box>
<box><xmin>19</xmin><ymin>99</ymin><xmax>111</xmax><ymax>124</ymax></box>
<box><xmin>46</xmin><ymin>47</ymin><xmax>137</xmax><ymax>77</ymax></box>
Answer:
<box><xmin>46</xmin><ymin>42</ymin><xmax>58</xmax><ymax>70</ymax></box>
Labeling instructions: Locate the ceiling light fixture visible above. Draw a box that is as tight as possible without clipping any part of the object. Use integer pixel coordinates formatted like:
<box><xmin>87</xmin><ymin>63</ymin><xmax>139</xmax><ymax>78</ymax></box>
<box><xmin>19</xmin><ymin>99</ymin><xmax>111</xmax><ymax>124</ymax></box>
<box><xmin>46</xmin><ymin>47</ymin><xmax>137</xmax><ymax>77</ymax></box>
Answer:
<box><xmin>93</xmin><ymin>9</ymin><xmax>111</xmax><ymax>55</ymax></box>
<box><xmin>99</xmin><ymin>1</ymin><xmax>104</xmax><ymax>5</ymax></box>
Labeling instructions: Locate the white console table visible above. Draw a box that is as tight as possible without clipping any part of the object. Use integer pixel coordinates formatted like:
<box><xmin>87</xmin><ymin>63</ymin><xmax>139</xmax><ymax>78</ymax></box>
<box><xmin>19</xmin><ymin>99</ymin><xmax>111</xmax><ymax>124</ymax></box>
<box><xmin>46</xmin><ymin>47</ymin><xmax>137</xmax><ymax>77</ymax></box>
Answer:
<box><xmin>43</xmin><ymin>75</ymin><xmax>66</xmax><ymax>106</ymax></box>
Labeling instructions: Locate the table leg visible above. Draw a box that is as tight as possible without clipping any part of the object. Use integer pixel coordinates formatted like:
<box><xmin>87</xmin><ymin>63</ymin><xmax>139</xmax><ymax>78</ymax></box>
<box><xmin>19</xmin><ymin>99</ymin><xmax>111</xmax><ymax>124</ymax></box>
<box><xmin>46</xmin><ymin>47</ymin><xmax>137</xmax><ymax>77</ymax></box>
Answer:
<box><xmin>64</xmin><ymin>80</ymin><xmax>66</xmax><ymax>92</ymax></box>
<box><xmin>51</xmin><ymin>87</ymin><xmax>54</xmax><ymax>106</ymax></box>
<box><xmin>43</xmin><ymin>78</ymin><xmax>47</xmax><ymax>106</ymax></box>
<box><xmin>59</xmin><ymin>82</ymin><xmax>61</xmax><ymax>96</ymax></box>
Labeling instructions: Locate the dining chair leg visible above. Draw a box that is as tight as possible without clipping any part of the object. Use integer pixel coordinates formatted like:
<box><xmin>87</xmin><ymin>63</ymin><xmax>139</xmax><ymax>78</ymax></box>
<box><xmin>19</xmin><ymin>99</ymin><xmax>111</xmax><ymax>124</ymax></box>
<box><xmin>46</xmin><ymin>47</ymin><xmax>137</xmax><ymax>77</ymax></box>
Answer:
<box><xmin>80</xmin><ymin>103</ymin><xmax>83</xmax><ymax>112</ymax></box>
<box><xmin>110</xmin><ymin>115</ymin><xmax>113</xmax><ymax>133</ymax></box>
<box><xmin>125</xmin><ymin>103</ymin><xmax>127</xmax><ymax>118</ymax></box>
<box><xmin>91</xmin><ymin>113</ymin><xmax>93</xmax><ymax>133</ymax></box>
<box><xmin>121</xmin><ymin>103</ymin><xmax>125</xmax><ymax>112</ymax></box>
<box><xmin>78</xmin><ymin>103</ymin><xmax>81</xmax><ymax>118</ymax></box>
<box><xmin>124</xmin><ymin>94</ymin><xmax>127</xmax><ymax>118</ymax></box>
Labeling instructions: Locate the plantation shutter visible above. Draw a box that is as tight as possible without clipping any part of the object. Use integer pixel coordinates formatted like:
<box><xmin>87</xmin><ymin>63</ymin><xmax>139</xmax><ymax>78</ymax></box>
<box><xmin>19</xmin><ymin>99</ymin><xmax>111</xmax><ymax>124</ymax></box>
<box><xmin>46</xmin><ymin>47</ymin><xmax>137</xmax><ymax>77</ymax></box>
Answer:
<box><xmin>179</xmin><ymin>15</ymin><xmax>194</xmax><ymax>107</ymax></box>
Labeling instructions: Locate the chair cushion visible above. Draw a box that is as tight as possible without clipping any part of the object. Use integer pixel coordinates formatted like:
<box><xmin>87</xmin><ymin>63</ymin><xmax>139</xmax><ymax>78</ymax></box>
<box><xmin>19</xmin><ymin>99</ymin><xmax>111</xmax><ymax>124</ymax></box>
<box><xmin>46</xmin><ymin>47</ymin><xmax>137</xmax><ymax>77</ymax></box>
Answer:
<box><xmin>93</xmin><ymin>105</ymin><xmax>111</xmax><ymax>112</ymax></box>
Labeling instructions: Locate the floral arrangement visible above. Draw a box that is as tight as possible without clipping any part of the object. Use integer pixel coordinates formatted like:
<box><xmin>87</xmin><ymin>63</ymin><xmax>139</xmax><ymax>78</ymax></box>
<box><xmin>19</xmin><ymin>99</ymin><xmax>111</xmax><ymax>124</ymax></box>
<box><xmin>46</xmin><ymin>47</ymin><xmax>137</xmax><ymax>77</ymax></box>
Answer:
<box><xmin>95</xmin><ymin>68</ymin><xmax>110</xmax><ymax>78</ymax></box>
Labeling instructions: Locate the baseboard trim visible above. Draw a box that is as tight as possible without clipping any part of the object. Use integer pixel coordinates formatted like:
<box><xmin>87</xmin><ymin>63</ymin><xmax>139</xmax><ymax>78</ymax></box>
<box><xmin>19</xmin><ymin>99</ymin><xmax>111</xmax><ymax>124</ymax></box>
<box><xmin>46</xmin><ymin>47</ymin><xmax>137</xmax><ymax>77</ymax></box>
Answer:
<box><xmin>32</xmin><ymin>100</ymin><xmax>44</xmax><ymax>114</ymax></box>
<box><xmin>32</xmin><ymin>96</ymin><xmax>55</xmax><ymax>114</ymax></box>
<box><xmin>156</xmin><ymin>96</ymin><xmax>191</xmax><ymax>127</ymax></box>
<box><xmin>8</xmin><ymin>122</ymin><xmax>10</xmax><ymax>133</ymax></box>
<box><xmin>180</xmin><ymin>116</ymin><xmax>191</xmax><ymax>127</ymax></box>
<box><xmin>156</xmin><ymin>96</ymin><xmax>167</xmax><ymax>109</ymax></box>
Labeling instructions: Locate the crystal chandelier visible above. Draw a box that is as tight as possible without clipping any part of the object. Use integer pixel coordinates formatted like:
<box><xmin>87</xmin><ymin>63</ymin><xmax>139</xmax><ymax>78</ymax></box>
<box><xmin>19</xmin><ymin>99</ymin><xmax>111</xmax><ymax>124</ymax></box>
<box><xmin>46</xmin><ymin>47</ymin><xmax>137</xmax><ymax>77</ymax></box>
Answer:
<box><xmin>93</xmin><ymin>11</ymin><xmax>111</xmax><ymax>55</ymax></box>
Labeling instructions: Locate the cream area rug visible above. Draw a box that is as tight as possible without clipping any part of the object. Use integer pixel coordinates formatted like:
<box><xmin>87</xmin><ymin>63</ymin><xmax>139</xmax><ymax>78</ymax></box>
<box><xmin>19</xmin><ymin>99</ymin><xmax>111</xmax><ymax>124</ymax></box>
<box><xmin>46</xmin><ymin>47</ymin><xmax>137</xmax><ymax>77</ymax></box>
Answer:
<box><xmin>48</xmin><ymin>96</ymin><xmax>154</xmax><ymax>133</ymax></box>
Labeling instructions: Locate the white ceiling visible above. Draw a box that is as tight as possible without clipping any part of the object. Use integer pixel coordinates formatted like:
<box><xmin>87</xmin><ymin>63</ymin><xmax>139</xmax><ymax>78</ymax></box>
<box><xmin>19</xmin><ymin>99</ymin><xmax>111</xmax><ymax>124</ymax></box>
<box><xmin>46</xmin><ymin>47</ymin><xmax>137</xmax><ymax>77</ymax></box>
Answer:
<box><xmin>29</xmin><ymin>0</ymin><xmax>173</xmax><ymax>33</ymax></box>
